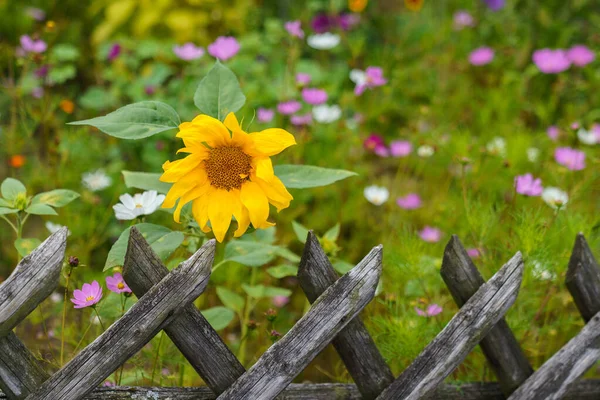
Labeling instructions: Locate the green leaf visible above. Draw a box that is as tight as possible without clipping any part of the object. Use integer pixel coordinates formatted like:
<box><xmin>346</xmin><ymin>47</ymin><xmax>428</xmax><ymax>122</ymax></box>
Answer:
<box><xmin>333</xmin><ymin>260</ymin><xmax>354</xmax><ymax>274</ymax></box>
<box><xmin>291</xmin><ymin>221</ymin><xmax>309</xmax><ymax>243</ymax></box>
<box><xmin>25</xmin><ymin>204</ymin><xmax>57</xmax><ymax>216</ymax></box>
<box><xmin>48</xmin><ymin>64</ymin><xmax>76</xmax><ymax>85</ymax></box>
<box><xmin>194</xmin><ymin>61</ymin><xmax>246</xmax><ymax>121</ymax></box>
<box><xmin>216</xmin><ymin>287</ymin><xmax>245</xmax><ymax>314</ymax></box>
<box><xmin>324</xmin><ymin>224</ymin><xmax>340</xmax><ymax>241</ymax></box>
<box><xmin>266</xmin><ymin>265</ymin><xmax>298</xmax><ymax>279</ymax></box>
<box><xmin>241</xmin><ymin>284</ymin><xmax>292</xmax><ymax>299</ymax></box>
<box><xmin>0</xmin><ymin>207</ymin><xmax>18</xmax><ymax>215</ymax></box>
<box><xmin>122</xmin><ymin>171</ymin><xmax>171</xmax><ymax>194</ymax></box>
<box><xmin>201</xmin><ymin>306</ymin><xmax>235</xmax><ymax>331</ymax></box>
<box><xmin>224</xmin><ymin>240</ymin><xmax>299</xmax><ymax>267</ymax></box>
<box><xmin>0</xmin><ymin>198</ymin><xmax>12</xmax><ymax>207</ymax></box>
<box><xmin>274</xmin><ymin>165</ymin><xmax>358</xmax><ymax>189</ymax></box>
<box><xmin>15</xmin><ymin>238</ymin><xmax>42</xmax><ymax>257</ymax></box>
<box><xmin>1</xmin><ymin>178</ymin><xmax>26</xmax><ymax>200</ymax></box>
<box><xmin>104</xmin><ymin>223</ymin><xmax>184</xmax><ymax>271</ymax></box>
<box><xmin>31</xmin><ymin>189</ymin><xmax>80</xmax><ymax>208</ymax></box>
<box><xmin>51</xmin><ymin>44</ymin><xmax>80</xmax><ymax>62</ymax></box>
<box><xmin>69</xmin><ymin>101</ymin><xmax>181</xmax><ymax>140</ymax></box>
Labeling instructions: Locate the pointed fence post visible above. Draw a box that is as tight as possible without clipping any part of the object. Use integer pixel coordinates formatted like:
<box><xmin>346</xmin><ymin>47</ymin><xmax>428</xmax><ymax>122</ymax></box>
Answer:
<box><xmin>566</xmin><ymin>233</ymin><xmax>600</xmax><ymax>322</ymax></box>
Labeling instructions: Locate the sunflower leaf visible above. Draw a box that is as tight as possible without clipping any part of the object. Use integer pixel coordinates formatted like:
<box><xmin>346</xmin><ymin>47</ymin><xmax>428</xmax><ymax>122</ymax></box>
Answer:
<box><xmin>274</xmin><ymin>165</ymin><xmax>358</xmax><ymax>189</ymax></box>
<box><xmin>122</xmin><ymin>171</ymin><xmax>172</xmax><ymax>194</ymax></box>
<box><xmin>31</xmin><ymin>189</ymin><xmax>80</xmax><ymax>208</ymax></box>
<box><xmin>194</xmin><ymin>61</ymin><xmax>246</xmax><ymax>121</ymax></box>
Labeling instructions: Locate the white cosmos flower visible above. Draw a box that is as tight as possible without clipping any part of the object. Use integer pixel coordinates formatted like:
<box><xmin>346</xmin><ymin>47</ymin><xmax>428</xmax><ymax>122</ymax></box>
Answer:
<box><xmin>307</xmin><ymin>33</ymin><xmax>340</xmax><ymax>50</ymax></box>
<box><xmin>313</xmin><ymin>104</ymin><xmax>342</xmax><ymax>123</ymax></box>
<box><xmin>541</xmin><ymin>187</ymin><xmax>568</xmax><ymax>210</ymax></box>
<box><xmin>531</xmin><ymin>260</ymin><xmax>557</xmax><ymax>281</ymax></box>
<box><xmin>486</xmin><ymin>137</ymin><xmax>506</xmax><ymax>157</ymax></box>
<box><xmin>577</xmin><ymin>128</ymin><xmax>598</xmax><ymax>145</ymax></box>
<box><xmin>46</xmin><ymin>221</ymin><xmax>71</xmax><ymax>236</ymax></box>
<box><xmin>417</xmin><ymin>145</ymin><xmax>435</xmax><ymax>158</ymax></box>
<box><xmin>349</xmin><ymin>69</ymin><xmax>367</xmax><ymax>85</ymax></box>
<box><xmin>113</xmin><ymin>191</ymin><xmax>166</xmax><ymax>220</ymax></box>
<box><xmin>82</xmin><ymin>170</ymin><xmax>112</xmax><ymax>192</ymax></box>
<box><xmin>527</xmin><ymin>147</ymin><xmax>540</xmax><ymax>162</ymax></box>
<box><xmin>364</xmin><ymin>185</ymin><xmax>389</xmax><ymax>206</ymax></box>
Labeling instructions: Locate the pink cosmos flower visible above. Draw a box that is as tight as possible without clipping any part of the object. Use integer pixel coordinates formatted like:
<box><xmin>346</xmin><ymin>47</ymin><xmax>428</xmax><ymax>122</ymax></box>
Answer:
<box><xmin>469</xmin><ymin>47</ymin><xmax>494</xmax><ymax>66</ymax></box>
<box><xmin>71</xmin><ymin>281</ymin><xmax>103</xmax><ymax>309</ymax></box>
<box><xmin>277</xmin><ymin>101</ymin><xmax>302</xmax><ymax>115</ymax></box>
<box><xmin>106</xmin><ymin>272</ymin><xmax>132</xmax><ymax>294</ymax></box>
<box><xmin>567</xmin><ymin>45</ymin><xmax>595</xmax><ymax>67</ymax></box>
<box><xmin>547</xmin><ymin>125</ymin><xmax>559</xmax><ymax>141</ymax></box>
<box><xmin>396</xmin><ymin>193</ymin><xmax>422</xmax><ymax>209</ymax></box>
<box><xmin>257</xmin><ymin>108</ymin><xmax>274</xmax><ymax>123</ymax></box>
<box><xmin>296</xmin><ymin>73</ymin><xmax>311</xmax><ymax>85</ymax></box>
<box><xmin>207</xmin><ymin>36</ymin><xmax>240</xmax><ymax>61</ymax></box>
<box><xmin>554</xmin><ymin>147</ymin><xmax>585</xmax><ymax>170</ymax></box>
<box><xmin>107</xmin><ymin>44</ymin><xmax>121</xmax><ymax>61</ymax></box>
<box><xmin>389</xmin><ymin>140</ymin><xmax>412</xmax><ymax>157</ymax></box>
<box><xmin>301</xmin><ymin>88</ymin><xmax>328</xmax><ymax>105</ymax></box>
<box><xmin>532</xmin><ymin>49</ymin><xmax>571</xmax><ymax>74</ymax></box>
<box><xmin>353</xmin><ymin>67</ymin><xmax>387</xmax><ymax>96</ymax></box>
<box><xmin>419</xmin><ymin>226</ymin><xmax>442</xmax><ymax>243</ymax></box>
<box><xmin>31</xmin><ymin>87</ymin><xmax>44</xmax><ymax>98</ymax></box>
<box><xmin>592</xmin><ymin>124</ymin><xmax>600</xmax><ymax>142</ymax></box>
<box><xmin>364</xmin><ymin>134</ymin><xmax>385</xmax><ymax>151</ymax></box>
<box><xmin>285</xmin><ymin>20</ymin><xmax>304</xmax><ymax>39</ymax></box>
<box><xmin>272</xmin><ymin>295</ymin><xmax>290</xmax><ymax>308</ymax></box>
<box><xmin>173</xmin><ymin>43</ymin><xmax>204</xmax><ymax>61</ymax></box>
<box><xmin>514</xmin><ymin>173</ymin><xmax>543</xmax><ymax>196</ymax></box>
<box><xmin>290</xmin><ymin>113</ymin><xmax>312</xmax><ymax>126</ymax></box>
<box><xmin>374</xmin><ymin>146</ymin><xmax>390</xmax><ymax>157</ymax></box>
<box><xmin>415</xmin><ymin>304</ymin><xmax>443</xmax><ymax>317</ymax></box>
<box><xmin>20</xmin><ymin>35</ymin><xmax>47</xmax><ymax>53</ymax></box>
<box><xmin>467</xmin><ymin>248</ymin><xmax>482</xmax><ymax>259</ymax></box>
<box><xmin>570</xmin><ymin>121</ymin><xmax>580</xmax><ymax>130</ymax></box>
<box><xmin>453</xmin><ymin>11</ymin><xmax>474</xmax><ymax>30</ymax></box>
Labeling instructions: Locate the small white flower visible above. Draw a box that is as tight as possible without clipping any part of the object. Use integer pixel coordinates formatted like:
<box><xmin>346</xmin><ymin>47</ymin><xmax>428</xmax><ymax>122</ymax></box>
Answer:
<box><xmin>531</xmin><ymin>260</ymin><xmax>557</xmax><ymax>281</ymax></box>
<box><xmin>45</xmin><ymin>221</ymin><xmax>71</xmax><ymax>236</ymax></box>
<box><xmin>527</xmin><ymin>147</ymin><xmax>540</xmax><ymax>162</ymax></box>
<box><xmin>307</xmin><ymin>33</ymin><xmax>340</xmax><ymax>50</ymax></box>
<box><xmin>113</xmin><ymin>190</ymin><xmax>166</xmax><ymax>220</ymax></box>
<box><xmin>349</xmin><ymin>69</ymin><xmax>367</xmax><ymax>85</ymax></box>
<box><xmin>50</xmin><ymin>292</ymin><xmax>62</xmax><ymax>303</ymax></box>
<box><xmin>82</xmin><ymin>170</ymin><xmax>112</xmax><ymax>192</ymax></box>
<box><xmin>577</xmin><ymin>128</ymin><xmax>598</xmax><ymax>145</ymax></box>
<box><xmin>486</xmin><ymin>137</ymin><xmax>506</xmax><ymax>157</ymax></box>
<box><xmin>417</xmin><ymin>145</ymin><xmax>435</xmax><ymax>158</ymax></box>
<box><xmin>364</xmin><ymin>185</ymin><xmax>389</xmax><ymax>206</ymax></box>
<box><xmin>541</xmin><ymin>187</ymin><xmax>569</xmax><ymax>210</ymax></box>
<box><xmin>312</xmin><ymin>104</ymin><xmax>342</xmax><ymax>124</ymax></box>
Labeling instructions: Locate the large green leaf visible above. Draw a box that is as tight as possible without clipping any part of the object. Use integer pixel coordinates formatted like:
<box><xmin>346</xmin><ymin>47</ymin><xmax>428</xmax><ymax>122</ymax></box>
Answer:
<box><xmin>216</xmin><ymin>287</ymin><xmax>245</xmax><ymax>314</ymax></box>
<box><xmin>224</xmin><ymin>240</ymin><xmax>299</xmax><ymax>267</ymax></box>
<box><xmin>25</xmin><ymin>204</ymin><xmax>57</xmax><ymax>216</ymax></box>
<box><xmin>266</xmin><ymin>265</ymin><xmax>298</xmax><ymax>279</ymax></box>
<box><xmin>69</xmin><ymin>101</ymin><xmax>181</xmax><ymax>140</ymax></box>
<box><xmin>201</xmin><ymin>306</ymin><xmax>235</xmax><ymax>331</ymax></box>
<box><xmin>31</xmin><ymin>189</ymin><xmax>80</xmax><ymax>208</ymax></box>
<box><xmin>122</xmin><ymin>171</ymin><xmax>171</xmax><ymax>194</ymax></box>
<box><xmin>194</xmin><ymin>61</ymin><xmax>246</xmax><ymax>121</ymax></box>
<box><xmin>0</xmin><ymin>207</ymin><xmax>18</xmax><ymax>215</ymax></box>
<box><xmin>1</xmin><ymin>178</ymin><xmax>26</xmax><ymax>200</ymax></box>
<box><xmin>241</xmin><ymin>284</ymin><xmax>292</xmax><ymax>299</ymax></box>
<box><xmin>274</xmin><ymin>165</ymin><xmax>357</xmax><ymax>189</ymax></box>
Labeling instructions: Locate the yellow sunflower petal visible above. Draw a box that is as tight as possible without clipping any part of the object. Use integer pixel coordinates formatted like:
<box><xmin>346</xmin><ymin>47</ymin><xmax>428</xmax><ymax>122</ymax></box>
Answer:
<box><xmin>177</xmin><ymin>115</ymin><xmax>231</xmax><ymax>147</ymax></box>
<box><xmin>240</xmin><ymin>181</ymin><xmax>271</xmax><ymax>228</ymax></box>
<box><xmin>208</xmin><ymin>189</ymin><xmax>238</xmax><ymax>242</ymax></box>
<box><xmin>162</xmin><ymin>169</ymin><xmax>208</xmax><ymax>208</ymax></box>
<box><xmin>255</xmin><ymin>175</ymin><xmax>293</xmax><ymax>211</ymax></box>
<box><xmin>254</xmin><ymin>157</ymin><xmax>274</xmax><ymax>182</ymax></box>
<box><xmin>224</xmin><ymin>112</ymin><xmax>241</xmax><ymax>132</ymax></box>
<box><xmin>173</xmin><ymin>183</ymin><xmax>211</xmax><ymax>223</ymax></box>
<box><xmin>192</xmin><ymin>195</ymin><xmax>210</xmax><ymax>232</ymax></box>
<box><xmin>249</xmin><ymin>128</ymin><xmax>296</xmax><ymax>156</ymax></box>
<box><xmin>160</xmin><ymin>154</ymin><xmax>204</xmax><ymax>182</ymax></box>
<box><xmin>233</xmin><ymin>206</ymin><xmax>251</xmax><ymax>237</ymax></box>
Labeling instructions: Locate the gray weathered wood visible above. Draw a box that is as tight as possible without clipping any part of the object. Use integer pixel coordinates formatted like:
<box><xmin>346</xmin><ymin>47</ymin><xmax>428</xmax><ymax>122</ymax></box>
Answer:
<box><xmin>217</xmin><ymin>245</ymin><xmax>383</xmax><ymax>400</ymax></box>
<box><xmin>298</xmin><ymin>232</ymin><xmax>393</xmax><ymax>399</ymax></box>
<box><xmin>377</xmin><ymin>252</ymin><xmax>524</xmax><ymax>400</ymax></box>
<box><xmin>566</xmin><ymin>233</ymin><xmax>600</xmax><ymax>322</ymax></box>
<box><xmin>122</xmin><ymin>227</ymin><xmax>245</xmax><ymax>394</ymax></box>
<box><xmin>507</xmin><ymin>311</ymin><xmax>600</xmax><ymax>400</ymax></box>
<box><xmin>26</xmin><ymin>239</ymin><xmax>216</xmax><ymax>400</ymax></box>
<box><xmin>441</xmin><ymin>235</ymin><xmax>532</xmax><ymax>395</ymax></box>
<box><xmin>0</xmin><ymin>228</ymin><xmax>67</xmax><ymax>336</ymax></box>
<box><xmin>0</xmin><ymin>333</ymin><xmax>49</xmax><ymax>400</ymax></box>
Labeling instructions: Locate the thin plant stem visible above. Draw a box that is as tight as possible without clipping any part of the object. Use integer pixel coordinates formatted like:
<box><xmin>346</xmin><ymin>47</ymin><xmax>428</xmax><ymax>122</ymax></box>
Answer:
<box><xmin>73</xmin><ymin>321</ymin><xmax>94</xmax><ymax>354</ymax></box>
<box><xmin>150</xmin><ymin>332</ymin><xmax>165</xmax><ymax>385</ymax></box>
<box><xmin>238</xmin><ymin>267</ymin><xmax>258</xmax><ymax>365</ymax></box>
<box><xmin>0</xmin><ymin>215</ymin><xmax>18</xmax><ymax>234</ymax></box>
<box><xmin>38</xmin><ymin>304</ymin><xmax>55</xmax><ymax>361</ymax></box>
<box><xmin>92</xmin><ymin>307</ymin><xmax>106</xmax><ymax>331</ymax></box>
<box><xmin>116</xmin><ymin>294</ymin><xmax>128</xmax><ymax>385</ymax></box>
<box><xmin>60</xmin><ymin>265</ymin><xmax>73</xmax><ymax>366</ymax></box>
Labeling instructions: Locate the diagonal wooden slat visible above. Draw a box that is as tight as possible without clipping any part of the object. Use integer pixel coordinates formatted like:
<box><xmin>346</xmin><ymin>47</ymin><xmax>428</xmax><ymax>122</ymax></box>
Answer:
<box><xmin>377</xmin><ymin>252</ymin><xmax>524</xmax><ymax>400</ymax></box>
<box><xmin>217</xmin><ymin>245</ymin><xmax>383</xmax><ymax>400</ymax></box>
<box><xmin>441</xmin><ymin>235</ymin><xmax>532</xmax><ymax>395</ymax></box>
<box><xmin>122</xmin><ymin>228</ymin><xmax>245</xmax><ymax>394</ymax></box>
<box><xmin>0</xmin><ymin>333</ymin><xmax>49</xmax><ymax>400</ymax></box>
<box><xmin>298</xmin><ymin>232</ymin><xmax>393</xmax><ymax>399</ymax></box>
<box><xmin>566</xmin><ymin>233</ymin><xmax>600</xmax><ymax>322</ymax></box>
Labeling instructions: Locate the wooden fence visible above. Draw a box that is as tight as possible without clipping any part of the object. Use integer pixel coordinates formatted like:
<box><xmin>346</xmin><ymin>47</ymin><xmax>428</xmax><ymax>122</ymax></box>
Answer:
<box><xmin>1</xmin><ymin>227</ymin><xmax>600</xmax><ymax>399</ymax></box>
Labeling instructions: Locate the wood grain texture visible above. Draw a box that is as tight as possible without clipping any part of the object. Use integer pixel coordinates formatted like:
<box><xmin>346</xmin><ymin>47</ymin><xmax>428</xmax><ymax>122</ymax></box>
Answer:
<box><xmin>297</xmin><ymin>232</ymin><xmax>393</xmax><ymax>399</ymax></box>
<box><xmin>566</xmin><ymin>233</ymin><xmax>600</xmax><ymax>322</ymax></box>
<box><xmin>123</xmin><ymin>228</ymin><xmax>245</xmax><ymax>394</ymax></box>
<box><xmin>217</xmin><ymin>245</ymin><xmax>383</xmax><ymax>400</ymax></box>
<box><xmin>0</xmin><ymin>332</ymin><xmax>48</xmax><ymax>400</ymax></box>
<box><xmin>441</xmin><ymin>235</ymin><xmax>532</xmax><ymax>395</ymax></box>
<box><xmin>377</xmin><ymin>252</ymin><xmax>524</xmax><ymax>400</ymax></box>
<box><xmin>26</xmin><ymin>239</ymin><xmax>215</xmax><ymax>400</ymax></box>
<box><xmin>0</xmin><ymin>228</ymin><xmax>67</xmax><ymax>336</ymax></box>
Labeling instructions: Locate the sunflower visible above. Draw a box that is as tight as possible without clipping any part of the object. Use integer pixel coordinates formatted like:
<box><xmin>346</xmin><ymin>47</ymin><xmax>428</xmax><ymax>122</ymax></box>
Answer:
<box><xmin>160</xmin><ymin>112</ymin><xmax>296</xmax><ymax>242</ymax></box>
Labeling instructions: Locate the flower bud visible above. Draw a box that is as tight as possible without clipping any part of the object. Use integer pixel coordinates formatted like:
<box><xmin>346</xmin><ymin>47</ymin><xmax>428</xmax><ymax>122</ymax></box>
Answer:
<box><xmin>68</xmin><ymin>256</ymin><xmax>79</xmax><ymax>267</ymax></box>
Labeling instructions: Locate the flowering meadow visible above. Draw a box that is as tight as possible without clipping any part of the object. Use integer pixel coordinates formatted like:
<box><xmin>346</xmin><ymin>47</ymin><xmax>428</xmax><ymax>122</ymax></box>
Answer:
<box><xmin>1</xmin><ymin>0</ymin><xmax>599</xmax><ymax>388</ymax></box>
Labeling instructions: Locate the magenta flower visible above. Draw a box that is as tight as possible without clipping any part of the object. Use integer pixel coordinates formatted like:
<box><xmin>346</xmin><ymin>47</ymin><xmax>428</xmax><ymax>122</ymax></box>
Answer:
<box><xmin>20</xmin><ymin>35</ymin><xmax>47</xmax><ymax>53</ymax></box>
<box><xmin>389</xmin><ymin>140</ymin><xmax>412</xmax><ymax>157</ymax></box>
<box><xmin>290</xmin><ymin>113</ymin><xmax>313</xmax><ymax>126</ymax></box>
<box><xmin>173</xmin><ymin>43</ymin><xmax>204</xmax><ymax>61</ymax></box>
<box><xmin>207</xmin><ymin>36</ymin><xmax>240</xmax><ymax>61</ymax></box>
<box><xmin>71</xmin><ymin>281</ymin><xmax>103</xmax><ymax>309</ymax></box>
<box><xmin>547</xmin><ymin>125</ymin><xmax>559</xmax><ymax>141</ymax></box>
<box><xmin>567</xmin><ymin>45</ymin><xmax>595</xmax><ymax>67</ymax></box>
<box><xmin>257</xmin><ymin>108</ymin><xmax>274</xmax><ymax>123</ymax></box>
<box><xmin>419</xmin><ymin>226</ymin><xmax>442</xmax><ymax>243</ymax></box>
<box><xmin>302</xmin><ymin>88</ymin><xmax>328</xmax><ymax>105</ymax></box>
<box><xmin>107</xmin><ymin>43</ymin><xmax>121</xmax><ymax>61</ymax></box>
<box><xmin>338</xmin><ymin>13</ymin><xmax>360</xmax><ymax>31</ymax></box>
<box><xmin>592</xmin><ymin>124</ymin><xmax>600</xmax><ymax>142</ymax></box>
<box><xmin>364</xmin><ymin>134</ymin><xmax>385</xmax><ymax>151</ymax></box>
<box><xmin>311</xmin><ymin>13</ymin><xmax>336</xmax><ymax>33</ymax></box>
<box><xmin>514</xmin><ymin>173</ymin><xmax>543</xmax><ymax>196</ymax></box>
<box><xmin>296</xmin><ymin>73</ymin><xmax>311</xmax><ymax>85</ymax></box>
<box><xmin>571</xmin><ymin>121</ymin><xmax>580</xmax><ymax>130</ymax></box>
<box><xmin>106</xmin><ymin>273</ymin><xmax>132</xmax><ymax>294</ymax></box>
<box><xmin>554</xmin><ymin>147</ymin><xmax>585</xmax><ymax>170</ymax></box>
<box><xmin>35</xmin><ymin>65</ymin><xmax>49</xmax><ymax>78</ymax></box>
<box><xmin>415</xmin><ymin>304</ymin><xmax>443</xmax><ymax>317</ymax></box>
<box><xmin>453</xmin><ymin>11</ymin><xmax>474</xmax><ymax>30</ymax></box>
<box><xmin>353</xmin><ymin>67</ymin><xmax>387</xmax><ymax>96</ymax></box>
<box><xmin>285</xmin><ymin>20</ymin><xmax>304</xmax><ymax>39</ymax></box>
<box><xmin>467</xmin><ymin>248</ymin><xmax>482</xmax><ymax>259</ymax></box>
<box><xmin>532</xmin><ymin>49</ymin><xmax>571</xmax><ymax>73</ymax></box>
<box><xmin>277</xmin><ymin>101</ymin><xmax>302</xmax><ymax>115</ymax></box>
<box><xmin>469</xmin><ymin>47</ymin><xmax>494</xmax><ymax>66</ymax></box>
<box><xmin>397</xmin><ymin>193</ymin><xmax>422</xmax><ymax>209</ymax></box>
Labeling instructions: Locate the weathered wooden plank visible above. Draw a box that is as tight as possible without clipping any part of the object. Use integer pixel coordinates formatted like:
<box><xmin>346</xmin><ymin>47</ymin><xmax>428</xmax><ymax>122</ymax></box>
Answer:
<box><xmin>217</xmin><ymin>245</ymin><xmax>383</xmax><ymax>400</ymax></box>
<box><xmin>26</xmin><ymin>239</ymin><xmax>216</xmax><ymax>400</ymax></box>
<box><xmin>507</xmin><ymin>311</ymin><xmax>600</xmax><ymax>400</ymax></box>
<box><xmin>0</xmin><ymin>332</ymin><xmax>48</xmax><ymax>400</ymax></box>
<box><xmin>377</xmin><ymin>252</ymin><xmax>524</xmax><ymax>400</ymax></box>
<box><xmin>122</xmin><ymin>227</ymin><xmax>245</xmax><ymax>394</ymax></box>
<box><xmin>297</xmin><ymin>232</ymin><xmax>393</xmax><ymax>399</ymax></box>
<box><xmin>441</xmin><ymin>235</ymin><xmax>532</xmax><ymax>395</ymax></box>
<box><xmin>566</xmin><ymin>233</ymin><xmax>600</xmax><ymax>322</ymax></box>
<box><xmin>0</xmin><ymin>228</ymin><xmax>67</xmax><ymax>336</ymax></box>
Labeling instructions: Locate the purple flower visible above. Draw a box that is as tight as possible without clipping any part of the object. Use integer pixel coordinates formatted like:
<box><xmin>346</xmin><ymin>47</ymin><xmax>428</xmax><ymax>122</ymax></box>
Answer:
<box><xmin>547</xmin><ymin>125</ymin><xmax>559</xmax><ymax>141</ymax></box>
<box><xmin>389</xmin><ymin>140</ymin><xmax>412</xmax><ymax>157</ymax></box>
<box><xmin>364</xmin><ymin>134</ymin><xmax>385</xmax><ymax>151</ymax></box>
<box><xmin>571</xmin><ymin>121</ymin><xmax>580</xmax><ymax>130</ymax></box>
<box><xmin>277</xmin><ymin>101</ymin><xmax>302</xmax><ymax>115</ymax></box>
<box><xmin>352</xmin><ymin>67</ymin><xmax>387</xmax><ymax>96</ymax></box>
<box><xmin>173</xmin><ymin>43</ymin><xmax>204</xmax><ymax>61</ymax></box>
<box><xmin>514</xmin><ymin>173</ymin><xmax>543</xmax><ymax>196</ymax></box>
<box><xmin>415</xmin><ymin>304</ymin><xmax>443</xmax><ymax>317</ymax></box>
<box><xmin>144</xmin><ymin>85</ymin><xmax>155</xmax><ymax>96</ymax></box>
<box><xmin>338</xmin><ymin>13</ymin><xmax>360</xmax><ymax>31</ymax></box>
<box><xmin>208</xmin><ymin>36</ymin><xmax>240</xmax><ymax>61</ymax></box>
<box><xmin>272</xmin><ymin>296</ymin><xmax>290</xmax><ymax>307</ymax></box>
<box><xmin>396</xmin><ymin>193</ymin><xmax>422</xmax><ymax>209</ymax></box>
<box><xmin>107</xmin><ymin>43</ymin><xmax>121</xmax><ymax>61</ymax></box>
<box><xmin>532</xmin><ymin>49</ymin><xmax>571</xmax><ymax>74</ymax></box>
<box><xmin>469</xmin><ymin>47</ymin><xmax>494</xmax><ymax>66</ymax></box>
<box><xmin>567</xmin><ymin>45</ymin><xmax>595</xmax><ymax>67</ymax></box>
<box><xmin>285</xmin><ymin>20</ymin><xmax>304</xmax><ymax>39</ymax></box>
<box><xmin>483</xmin><ymin>0</ymin><xmax>505</xmax><ymax>11</ymax></box>
<box><xmin>374</xmin><ymin>145</ymin><xmax>390</xmax><ymax>157</ymax></box>
<box><xmin>301</xmin><ymin>88</ymin><xmax>328</xmax><ymax>105</ymax></box>
<box><xmin>35</xmin><ymin>65</ymin><xmax>49</xmax><ymax>78</ymax></box>
<box><xmin>419</xmin><ymin>226</ymin><xmax>442</xmax><ymax>243</ymax></box>
<box><xmin>554</xmin><ymin>147</ymin><xmax>585</xmax><ymax>170</ymax></box>
<box><xmin>20</xmin><ymin>35</ymin><xmax>47</xmax><ymax>54</ymax></box>
<box><xmin>311</xmin><ymin>13</ymin><xmax>336</xmax><ymax>33</ymax></box>
<box><xmin>25</xmin><ymin>7</ymin><xmax>46</xmax><ymax>21</ymax></box>
<box><xmin>71</xmin><ymin>281</ymin><xmax>103</xmax><ymax>309</ymax></box>
<box><xmin>592</xmin><ymin>124</ymin><xmax>600</xmax><ymax>142</ymax></box>
<box><xmin>106</xmin><ymin>272</ymin><xmax>132</xmax><ymax>294</ymax></box>
<box><xmin>257</xmin><ymin>108</ymin><xmax>274</xmax><ymax>123</ymax></box>
<box><xmin>453</xmin><ymin>11</ymin><xmax>474</xmax><ymax>30</ymax></box>
<box><xmin>290</xmin><ymin>113</ymin><xmax>313</xmax><ymax>126</ymax></box>
<box><xmin>296</xmin><ymin>73</ymin><xmax>311</xmax><ymax>85</ymax></box>
<box><xmin>467</xmin><ymin>248</ymin><xmax>482</xmax><ymax>259</ymax></box>
<box><xmin>31</xmin><ymin>87</ymin><xmax>44</xmax><ymax>98</ymax></box>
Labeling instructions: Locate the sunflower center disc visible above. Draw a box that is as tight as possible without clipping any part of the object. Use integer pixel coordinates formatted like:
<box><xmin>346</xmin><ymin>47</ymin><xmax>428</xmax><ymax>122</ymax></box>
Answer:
<box><xmin>205</xmin><ymin>146</ymin><xmax>252</xmax><ymax>191</ymax></box>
